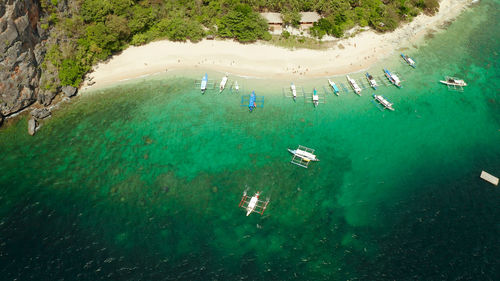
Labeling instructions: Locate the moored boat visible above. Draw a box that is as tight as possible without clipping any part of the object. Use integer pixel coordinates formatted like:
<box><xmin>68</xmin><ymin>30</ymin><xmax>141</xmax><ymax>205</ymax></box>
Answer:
<box><xmin>401</xmin><ymin>53</ymin><xmax>416</xmax><ymax>68</ymax></box>
<box><xmin>328</xmin><ymin>79</ymin><xmax>340</xmax><ymax>96</ymax></box>
<box><xmin>365</xmin><ymin>73</ymin><xmax>378</xmax><ymax>90</ymax></box>
<box><xmin>288</xmin><ymin>145</ymin><xmax>319</xmax><ymax>168</ymax></box>
<box><xmin>219</xmin><ymin>75</ymin><xmax>228</xmax><ymax>93</ymax></box>
<box><xmin>234</xmin><ymin>81</ymin><xmax>239</xmax><ymax>92</ymax></box>
<box><xmin>291</xmin><ymin>82</ymin><xmax>297</xmax><ymax>101</ymax></box>
<box><xmin>248</xmin><ymin>91</ymin><xmax>257</xmax><ymax>112</ymax></box>
<box><xmin>346</xmin><ymin>75</ymin><xmax>362</xmax><ymax>95</ymax></box>
<box><xmin>373</xmin><ymin>94</ymin><xmax>394</xmax><ymax>111</ymax></box>
<box><xmin>312</xmin><ymin>88</ymin><xmax>319</xmax><ymax>107</ymax></box>
<box><xmin>439</xmin><ymin>77</ymin><xmax>467</xmax><ymax>87</ymax></box>
<box><xmin>287</xmin><ymin>148</ymin><xmax>319</xmax><ymax>162</ymax></box>
<box><xmin>384</xmin><ymin>69</ymin><xmax>402</xmax><ymax>88</ymax></box>
<box><xmin>201</xmin><ymin>73</ymin><xmax>208</xmax><ymax>93</ymax></box>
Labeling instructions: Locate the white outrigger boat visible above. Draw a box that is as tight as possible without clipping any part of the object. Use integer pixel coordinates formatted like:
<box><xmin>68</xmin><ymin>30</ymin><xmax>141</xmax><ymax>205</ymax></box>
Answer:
<box><xmin>440</xmin><ymin>76</ymin><xmax>467</xmax><ymax>87</ymax></box>
<box><xmin>290</xmin><ymin>82</ymin><xmax>297</xmax><ymax>101</ymax></box>
<box><xmin>234</xmin><ymin>81</ymin><xmax>239</xmax><ymax>92</ymax></box>
<box><xmin>365</xmin><ymin>73</ymin><xmax>378</xmax><ymax>90</ymax></box>
<box><xmin>401</xmin><ymin>53</ymin><xmax>416</xmax><ymax>68</ymax></box>
<box><xmin>346</xmin><ymin>75</ymin><xmax>362</xmax><ymax>95</ymax></box>
<box><xmin>384</xmin><ymin>69</ymin><xmax>402</xmax><ymax>88</ymax></box>
<box><xmin>312</xmin><ymin>88</ymin><xmax>319</xmax><ymax>107</ymax></box>
<box><xmin>328</xmin><ymin>79</ymin><xmax>340</xmax><ymax>96</ymax></box>
<box><xmin>239</xmin><ymin>190</ymin><xmax>269</xmax><ymax>216</ymax></box>
<box><xmin>219</xmin><ymin>75</ymin><xmax>228</xmax><ymax>93</ymax></box>
<box><xmin>373</xmin><ymin>94</ymin><xmax>394</xmax><ymax>111</ymax></box>
<box><xmin>200</xmin><ymin>73</ymin><xmax>208</xmax><ymax>94</ymax></box>
<box><xmin>288</xmin><ymin>145</ymin><xmax>319</xmax><ymax>168</ymax></box>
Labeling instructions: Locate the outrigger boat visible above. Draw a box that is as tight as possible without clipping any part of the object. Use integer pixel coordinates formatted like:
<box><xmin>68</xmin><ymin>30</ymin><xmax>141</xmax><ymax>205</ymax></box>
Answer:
<box><xmin>347</xmin><ymin>75</ymin><xmax>362</xmax><ymax>95</ymax></box>
<box><xmin>234</xmin><ymin>81</ymin><xmax>239</xmax><ymax>92</ymax></box>
<box><xmin>365</xmin><ymin>73</ymin><xmax>378</xmax><ymax>90</ymax></box>
<box><xmin>401</xmin><ymin>53</ymin><xmax>416</xmax><ymax>68</ymax></box>
<box><xmin>312</xmin><ymin>88</ymin><xmax>319</xmax><ymax>107</ymax></box>
<box><xmin>248</xmin><ymin>91</ymin><xmax>257</xmax><ymax>112</ymax></box>
<box><xmin>200</xmin><ymin>73</ymin><xmax>208</xmax><ymax>94</ymax></box>
<box><xmin>291</xmin><ymin>82</ymin><xmax>297</xmax><ymax>101</ymax></box>
<box><xmin>241</xmin><ymin>91</ymin><xmax>264</xmax><ymax>111</ymax></box>
<box><xmin>288</xmin><ymin>145</ymin><xmax>319</xmax><ymax>168</ymax></box>
<box><xmin>384</xmin><ymin>69</ymin><xmax>402</xmax><ymax>88</ymax></box>
<box><xmin>328</xmin><ymin>79</ymin><xmax>340</xmax><ymax>96</ymax></box>
<box><xmin>219</xmin><ymin>75</ymin><xmax>228</xmax><ymax>93</ymax></box>
<box><xmin>439</xmin><ymin>77</ymin><xmax>467</xmax><ymax>87</ymax></box>
<box><xmin>373</xmin><ymin>94</ymin><xmax>394</xmax><ymax>111</ymax></box>
<box><xmin>239</xmin><ymin>190</ymin><xmax>270</xmax><ymax>216</ymax></box>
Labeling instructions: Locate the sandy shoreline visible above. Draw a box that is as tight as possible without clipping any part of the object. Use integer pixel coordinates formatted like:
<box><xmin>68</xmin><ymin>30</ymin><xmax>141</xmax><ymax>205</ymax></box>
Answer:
<box><xmin>83</xmin><ymin>0</ymin><xmax>471</xmax><ymax>90</ymax></box>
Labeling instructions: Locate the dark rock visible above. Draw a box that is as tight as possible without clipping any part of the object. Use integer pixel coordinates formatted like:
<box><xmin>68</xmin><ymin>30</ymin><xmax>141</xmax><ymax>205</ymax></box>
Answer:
<box><xmin>0</xmin><ymin>113</ymin><xmax>3</xmax><ymax>127</ymax></box>
<box><xmin>33</xmin><ymin>41</ymin><xmax>46</xmax><ymax>65</ymax></box>
<box><xmin>13</xmin><ymin>0</ymin><xmax>27</xmax><ymax>18</ymax></box>
<box><xmin>0</xmin><ymin>18</ymin><xmax>7</xmax><ymax>33</ymax></box>
<box><xmin>30</xmin><ymin>108</ymin><xmax>51</xmax><ymax>120</ymax></box>
<box><xmin>62</xmin><ymin>85</ymin><xmax>77</xmax><ymax>97</ymax></box>
<box><xmin>28</xmin><ymin>117</ymin><xmax>37</xmax><ymax>135</ymax></box>
<box><xmin>37</xmin><ymin>89</ymin><xmax>57</xmax><ymax>106</ymax></box>
<box><xmin>0</xmin><ymin>2</ymin><xmax>5</xmax><ymax>18</ymax></box>
<box><xmin>0</xmin><ymin>20</ymin><xmax>19</xmax><ymax>54</ymax></box>
<box><xmin>15</xmin><ymin>14</ymin><xmax>30</xmax><ymax>35</ymax></box>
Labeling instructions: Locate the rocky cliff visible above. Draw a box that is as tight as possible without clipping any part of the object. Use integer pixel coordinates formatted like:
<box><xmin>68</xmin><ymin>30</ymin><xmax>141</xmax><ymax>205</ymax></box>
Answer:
<box><xmin>0</xmin><ymin>0</ymin><xmax>48</xmax><ymax>122</ymax></box>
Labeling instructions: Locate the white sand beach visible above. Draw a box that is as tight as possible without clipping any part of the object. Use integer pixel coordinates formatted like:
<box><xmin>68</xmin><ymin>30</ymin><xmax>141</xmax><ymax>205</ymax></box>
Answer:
<box><xmin>83</xmin><ymin>0</ymin><xmax>471</xmax><ymax>90</ymax></box>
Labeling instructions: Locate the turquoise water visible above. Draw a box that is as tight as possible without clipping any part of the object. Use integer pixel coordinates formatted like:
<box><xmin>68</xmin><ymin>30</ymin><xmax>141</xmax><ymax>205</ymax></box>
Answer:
<box><xmin>1</xmin><ymin>2</ymin><xmax>499</xmax><ymax>280</ymax></box>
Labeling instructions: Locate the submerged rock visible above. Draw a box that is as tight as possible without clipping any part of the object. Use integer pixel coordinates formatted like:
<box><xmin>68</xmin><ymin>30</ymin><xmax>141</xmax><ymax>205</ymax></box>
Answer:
<box><xmin>28</xmin><ymin>117</ymin><xmax>37</xmax><ymax>135</ymax></box>
<box><xmin>62</xmin><ymin>86</ymin><xmax>77</xmax><ymax>97</ymax></box>
<box><xmin>30</xmin><ymin>108</ymin><xmax>51</xmax><ymax>120</ymax></box>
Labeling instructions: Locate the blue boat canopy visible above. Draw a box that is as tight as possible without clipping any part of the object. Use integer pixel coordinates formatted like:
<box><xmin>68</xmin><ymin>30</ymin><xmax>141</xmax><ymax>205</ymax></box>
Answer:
<box><xmin>249</xmin><ymin>91</ymin><xmax>256</xmax><ymax>110</ymax></box>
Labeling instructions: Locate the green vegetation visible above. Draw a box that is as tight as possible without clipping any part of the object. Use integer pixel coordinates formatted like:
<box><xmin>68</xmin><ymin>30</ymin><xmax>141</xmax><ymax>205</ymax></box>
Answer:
<box><xmin>308</xmin><ymin>0</ymin><xmax>439</xmax><ymax>38</ymax></box>
<box><xmin>39</xmin><ymin>0</ymin><xmax>439</xmax><ymax>88</ymax></box>
<box><xmin>269</xmin><ymin>34</ymin><xmax>329</xmax><ymax>50</ymax></box>
<box><xmin>217</xmin><ymin>4</ymin><xmax>271</xmax><ymax>42</ymax></box>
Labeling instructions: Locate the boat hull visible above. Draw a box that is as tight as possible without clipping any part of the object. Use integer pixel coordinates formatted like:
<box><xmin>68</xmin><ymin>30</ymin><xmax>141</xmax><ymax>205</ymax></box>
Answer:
<box><xmin>249</xmin><ymin>91</ymin><xmax>256</xmax><ymax>112</ymax></box>
<box><xmin>219</xmin><ymin>76</ymin><xmax>228</xmax><ymax>92</ymax></box>
<box><xmin>201</xmin><ymin>73</ymin><xmax>208</xmax><ymax>93</ymax></box>
<box><xmin>328</xmin><ymin>79</ymin><xmax>340</xmax><ymax>95</ymax></box>
<box><xmin>439</xmin><ymin>80</ymin><xmax>467</xmax><ymax>87</ymax></box>
<box><xmin>365</xmin><ymin>73</ymin><xmax>378</xmax><ymax>90</ymax></box>
<box><xmin>346</xmin><ymin>75</ymin><xmax>362</xmax><ymax>95</ymax></box>
<box><xmin>373</xmin><ymin>94</ymin><xmax>394</xmax><ymax>111</ymax></box>
<box><xmin>401</xmin><ymin>53</ymin><xmax>416</xmax><ymax>68</ymax></box>
<box><xmin>384</xmin><ymin>69</ymin><xmax>401</xmax><ymax>88</ymax></box>
<box><xmin>288</xmin><ymin>149</ymin><xmax>319</xmax><ymax>161</ymax></box>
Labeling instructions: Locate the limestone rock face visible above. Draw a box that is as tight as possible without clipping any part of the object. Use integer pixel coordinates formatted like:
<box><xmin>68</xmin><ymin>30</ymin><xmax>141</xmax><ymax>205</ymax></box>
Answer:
<box><xmin>0</xmin><ymin>0</ymin><xmax>45</xmax><ymax>118</ymax></box>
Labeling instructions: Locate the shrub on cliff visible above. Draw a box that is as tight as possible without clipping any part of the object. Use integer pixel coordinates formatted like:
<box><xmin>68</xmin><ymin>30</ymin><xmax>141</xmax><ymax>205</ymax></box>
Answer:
<box><xmin>59</xmin><ymin>59</ymin><xmax>82</xmax><ymax>87</ymax></box>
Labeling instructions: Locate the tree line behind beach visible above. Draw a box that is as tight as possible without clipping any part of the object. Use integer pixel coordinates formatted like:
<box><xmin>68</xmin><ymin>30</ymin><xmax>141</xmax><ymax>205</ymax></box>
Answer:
<box><xmin>39</xmin><ymin>0</ymin><xmax>439</xmax><ymax>91</ymax></box>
